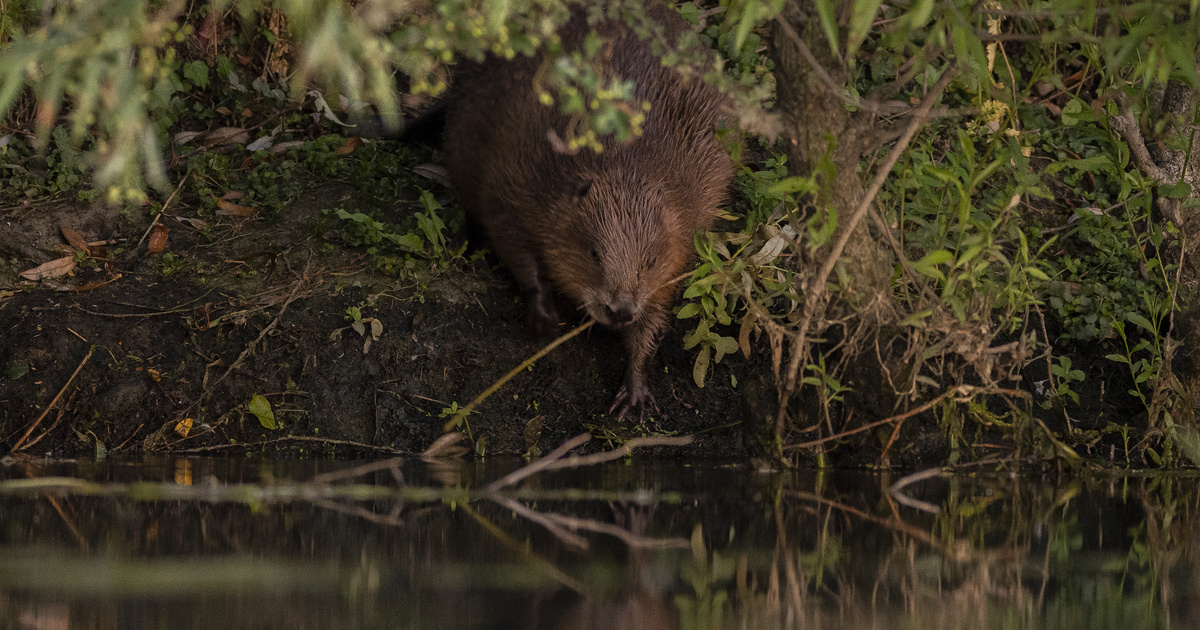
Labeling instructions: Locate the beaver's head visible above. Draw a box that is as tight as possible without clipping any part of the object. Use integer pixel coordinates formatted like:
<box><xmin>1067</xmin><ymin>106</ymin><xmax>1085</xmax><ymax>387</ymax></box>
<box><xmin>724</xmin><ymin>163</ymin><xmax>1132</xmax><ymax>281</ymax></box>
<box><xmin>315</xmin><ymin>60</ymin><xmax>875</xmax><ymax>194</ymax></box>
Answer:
<box><xmin>543</xmin><ymin>172</ymin><xmax>690</xmax><ymax>329</ymax></box>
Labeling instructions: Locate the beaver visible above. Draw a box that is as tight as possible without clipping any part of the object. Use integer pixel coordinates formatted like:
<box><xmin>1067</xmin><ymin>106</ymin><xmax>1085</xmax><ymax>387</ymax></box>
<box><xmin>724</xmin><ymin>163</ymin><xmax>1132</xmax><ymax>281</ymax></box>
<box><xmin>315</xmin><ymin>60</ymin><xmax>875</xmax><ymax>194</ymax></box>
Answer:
<box><xmin>442</xmin><ymin>4</ymin><xmax>736</xmax><ymax>418</ymax></box>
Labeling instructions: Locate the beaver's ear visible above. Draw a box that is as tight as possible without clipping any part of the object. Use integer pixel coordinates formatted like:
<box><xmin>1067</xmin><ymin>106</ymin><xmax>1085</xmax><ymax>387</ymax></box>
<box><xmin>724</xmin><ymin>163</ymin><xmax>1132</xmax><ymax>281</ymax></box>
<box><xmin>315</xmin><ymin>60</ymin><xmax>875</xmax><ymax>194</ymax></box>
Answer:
<box><xmin>573</xmin><ymin>178</ymin><xmax>593</xmax><ymax>198</ymax></box>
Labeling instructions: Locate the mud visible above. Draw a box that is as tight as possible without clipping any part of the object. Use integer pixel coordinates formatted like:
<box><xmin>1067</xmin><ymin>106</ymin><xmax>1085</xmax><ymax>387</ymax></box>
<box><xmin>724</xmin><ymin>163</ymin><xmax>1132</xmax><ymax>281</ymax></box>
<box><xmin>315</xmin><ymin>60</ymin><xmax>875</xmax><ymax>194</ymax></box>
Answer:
<box><xmin>0</xmin><ymin>184</ymin><xmax>757</xmax><ymax>458</ymax></box>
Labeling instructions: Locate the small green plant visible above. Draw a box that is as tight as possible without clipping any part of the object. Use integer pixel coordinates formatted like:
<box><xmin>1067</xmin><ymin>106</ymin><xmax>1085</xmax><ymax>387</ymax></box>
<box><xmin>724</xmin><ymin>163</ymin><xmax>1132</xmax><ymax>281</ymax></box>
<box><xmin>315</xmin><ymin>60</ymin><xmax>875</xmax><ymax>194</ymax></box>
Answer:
<box><xmin>329</xmin><ymin>305</ymin><xmax>383</xmax><ymax>354</ymax></box>
<box><xmin>802</xmin><ymin>352</ymin><xmax>852</xmax><ymax>431</ymax></box>
<box><xmin>585</xmin><ymin>415</ymin><xmax>677</xmax><ymax>449</ymax></box>
<box><xmin>1042</xmin><ymin>355</ymin><xmax>1085</xmax><ymax>409</ymax></box>
<box><xmin>677</xmin><ymin>155</ymin><xmax>816</xmax><ymax>389</ymax></box>
<box><xmin>1105</xmin><ymin>301</ymin><xmax>1169</xmax><ymax>412</ymax></box>
<box><xmin>158</xmin><ymin>252</ymin><xmax>189</xmax><ymax>278</ymax></box>
<box><xmin>679</xmin><ymin>232</ymin><xmax>741</xmax><ymax>387</ymax></box>
<box><xmin>327</xmin><ymin>191</ymin><xmax>466</xmax><ymax>273</ymax></box>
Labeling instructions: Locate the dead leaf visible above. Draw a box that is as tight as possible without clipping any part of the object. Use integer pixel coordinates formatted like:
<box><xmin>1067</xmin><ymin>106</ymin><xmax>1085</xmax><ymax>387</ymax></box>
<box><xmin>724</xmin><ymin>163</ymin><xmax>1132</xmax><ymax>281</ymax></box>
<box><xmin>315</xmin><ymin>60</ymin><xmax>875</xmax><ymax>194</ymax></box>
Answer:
<box><xmin>412</xmin><ymin>163</ymin><xmax>451</xmax><ymax>187</ymax></box>
<box><xmin>20</xmin><ymin>256</ymin><xmax>76</xmax><ymax>281</ymax></box>
<box><xmin>268</xmin><ymin>140</ymin><xmax>307</xmax><ymax>154</ymax></box>
<box><xmin>147</xmin><ymin>368</ymin><xmax>162</xmax><ymax>382</ymax></box>
<box><xmin>217</xmin><ymin>198</ymin><xmax>258</xmax><ymax>217</ymax></box>
<box><xmin>739</xmin><ymin>311</ymin><xmax>756</xmax><ymax>359</ymax></box>
<box><xmin>173</xmin><ymin>130</ymin><xmax>205</xmax><ymax>146</ymax></box>
<box><xmin>147</xmin><ymin>224</ymin><xmax>169</xmax><ymax>254</ymax></box>
<box><xmin>174</xmin><ymin>417</ymin><xmax>193</xmax><ymax>437</ymax></box>
<box><xmin>221</xmin><ymin>190</ymin><xmax>246</xmax><ymax>200</ymax></box>
<box><xmin>215</xmin><ymin>106</ymin><xmax>233</xmax><ymax>116</ymax></box>
<box><xmin>175</xmin><ymin>216</ymin><xmax>208</xmax><ymax>230</ymax></box>
<box><xmin>246</xmin><ymin>135</ymin><xmax>275</xmax><ymax>152</ymax></box>
<box><xmin>205</xmin><ymin>127</ymin><xmax>250</xmax><ymax>146</ymax></box>
<box><xmin>335</xmin><ymin>136</ymin><xmax>364</xmax><ymax>155</ymax></box>
<box><xmin>72</xmin><ymin>273</ymin><xmax>122</xmax><ymax>292</ymax></box>
<box><xmin>61</xmin><ymin>226</ymin><xmax>90</xmax><ymax>254</ymax></box>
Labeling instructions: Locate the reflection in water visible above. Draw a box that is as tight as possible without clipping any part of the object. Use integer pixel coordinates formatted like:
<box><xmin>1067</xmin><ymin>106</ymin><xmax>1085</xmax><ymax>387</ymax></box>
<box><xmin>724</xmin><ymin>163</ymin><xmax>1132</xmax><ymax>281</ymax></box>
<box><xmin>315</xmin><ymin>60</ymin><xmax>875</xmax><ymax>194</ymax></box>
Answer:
<box><xmin>0</xmin><ymin>453</ymin><xmax>1197</xmax><ymax>629</ymax></box>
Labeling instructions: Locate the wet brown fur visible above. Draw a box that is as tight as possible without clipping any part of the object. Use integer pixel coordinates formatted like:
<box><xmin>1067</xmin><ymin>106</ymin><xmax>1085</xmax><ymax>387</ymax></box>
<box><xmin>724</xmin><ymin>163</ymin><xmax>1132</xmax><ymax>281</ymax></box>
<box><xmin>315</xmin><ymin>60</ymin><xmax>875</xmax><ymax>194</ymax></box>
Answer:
<box><xmin>442</xmin><ymin>4</ymin><xmax>736</xmax><ymax>417</ymax></box>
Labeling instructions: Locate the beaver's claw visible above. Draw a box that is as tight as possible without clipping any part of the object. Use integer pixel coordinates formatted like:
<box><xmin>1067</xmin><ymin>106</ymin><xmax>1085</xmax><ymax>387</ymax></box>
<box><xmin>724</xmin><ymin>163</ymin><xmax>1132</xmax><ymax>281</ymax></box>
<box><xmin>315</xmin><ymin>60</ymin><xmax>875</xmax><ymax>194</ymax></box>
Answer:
<box><xmin>610</xmin><ymin>376</ymin><xmax>659</xmax><ymax>420</ymax></box>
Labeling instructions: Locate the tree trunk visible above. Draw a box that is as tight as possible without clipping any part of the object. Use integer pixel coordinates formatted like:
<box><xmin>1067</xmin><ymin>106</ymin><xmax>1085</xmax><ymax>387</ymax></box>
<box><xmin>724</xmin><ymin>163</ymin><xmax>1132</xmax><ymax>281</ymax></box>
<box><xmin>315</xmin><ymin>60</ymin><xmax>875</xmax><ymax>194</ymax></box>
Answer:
<box><xmin>770</xmin><ymin>2</ymin><xmax>894</xmax><ymax>317</ymax></box>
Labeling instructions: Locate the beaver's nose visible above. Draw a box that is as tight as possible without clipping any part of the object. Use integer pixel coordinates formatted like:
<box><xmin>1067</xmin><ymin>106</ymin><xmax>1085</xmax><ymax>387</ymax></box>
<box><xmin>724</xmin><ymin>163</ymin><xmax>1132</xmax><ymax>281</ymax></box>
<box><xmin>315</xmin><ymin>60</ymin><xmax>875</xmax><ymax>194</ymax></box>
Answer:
<box><xmin>605</xmin><ymin>299</ymin><xmax>636</xmax><ymax>324</ymax></box>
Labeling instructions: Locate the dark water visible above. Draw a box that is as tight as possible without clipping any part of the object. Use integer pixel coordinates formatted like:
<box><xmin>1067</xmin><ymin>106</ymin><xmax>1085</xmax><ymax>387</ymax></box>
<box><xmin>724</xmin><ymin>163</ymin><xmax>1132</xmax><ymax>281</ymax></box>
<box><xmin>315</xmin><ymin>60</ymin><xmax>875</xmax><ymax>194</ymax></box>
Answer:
<box><xmin>1</xmin><ymin>454</ymin><xmax>1197</xmax><ymax>630</ymax></box>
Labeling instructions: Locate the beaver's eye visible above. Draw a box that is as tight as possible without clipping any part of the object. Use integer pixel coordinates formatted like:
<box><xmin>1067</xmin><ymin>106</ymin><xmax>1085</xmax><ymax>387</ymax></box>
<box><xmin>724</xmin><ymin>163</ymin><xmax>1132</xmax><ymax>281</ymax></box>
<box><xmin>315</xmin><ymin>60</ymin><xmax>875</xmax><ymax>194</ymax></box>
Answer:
<box><xmin>575</xmin><ymin>179</ymin><xmax>594</xmax><ymax>198</ymax></box>
<box><xmin>649</xmin><ymin>256</ymin><xmax>658</xmax><ymax>268</ymax></box>
<box><xmin>591</xmin><ymin>249</ymin><xmax>600</xmax><ymax>263</ymax></box>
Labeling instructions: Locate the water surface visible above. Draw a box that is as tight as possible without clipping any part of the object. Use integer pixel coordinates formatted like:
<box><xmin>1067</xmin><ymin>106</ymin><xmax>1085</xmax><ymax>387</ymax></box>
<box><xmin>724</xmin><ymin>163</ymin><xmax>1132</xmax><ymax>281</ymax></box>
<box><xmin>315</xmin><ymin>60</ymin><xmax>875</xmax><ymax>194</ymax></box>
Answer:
<box><xmin>1</xmin><ymin>454</ymin><xmax>1196</xmax><ymax>629</ymax></box>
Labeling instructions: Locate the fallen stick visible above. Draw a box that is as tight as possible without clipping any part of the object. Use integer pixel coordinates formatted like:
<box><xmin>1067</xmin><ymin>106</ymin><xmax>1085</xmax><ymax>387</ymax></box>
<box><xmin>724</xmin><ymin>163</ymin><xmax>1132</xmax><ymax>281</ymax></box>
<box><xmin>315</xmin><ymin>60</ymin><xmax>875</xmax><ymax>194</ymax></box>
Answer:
<box><xmin>13</xmin><ymin>346</ymin><xmax>94</xmax><ymax>452</ymax></box>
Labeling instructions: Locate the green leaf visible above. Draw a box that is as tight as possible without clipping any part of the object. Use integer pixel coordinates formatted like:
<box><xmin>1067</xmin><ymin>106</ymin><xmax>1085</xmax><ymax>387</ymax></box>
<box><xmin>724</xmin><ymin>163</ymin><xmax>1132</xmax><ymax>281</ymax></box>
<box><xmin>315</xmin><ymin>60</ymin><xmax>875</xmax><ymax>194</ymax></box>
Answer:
<box><xmin>3</xmin><ymin>363</ymin><xmax>29</xmax><ymax>380</ymax></box>
<box><xmin>814</xmin><ymin>0</ymin><xmax>840</xmax><ymax>56</ymax></box>
<box><xmin>1062</xmin><ymin>155</ymin><xmax>1112</xmax><ymax>173</ymax></box>
<box><xmin>915</xmin><ymin>250</ymin><xmax>954</xmax><ymax>267</ymax></box>
<box><xmin>692</xmin><ymin>345</ymin><xmax>711</xmax><ymax>387</ymax></box>
<box><xmin>1127</xmin><ymin>313</ymin><xmax>1154</xmax><ymax>333</ymax></box>
<box><xmin>183</xmin><ymin>61</ymin><xmax>209</xmax><ymax>90</ymax></box>
<box><xmin>908</xmin><ymin>0</ymin><xmax>933</xmax><ymax>28</ymax></box>
<box><xmin>1173</xmin><ymin>424</ymin><xmax>1200</xmax><ymax>467</ymax></box>
<box><xmin>732</xmin><ymin>0</ymin><xmax>761</xmax><ymax>54</ymax></box>
<box><xmin>766</xmin><ymin>175</ymin><xmax>817</xmax><ymax>196</ymax></box>
<box><xmin>1104</xmin><ymin>354</ymin><xmax>1130</xmax><ymax>364</ymax></box>
<box><xmin>1159</xmin><ymin>181</ymin><xmax>1193</xmax><ymax>198</ymax></box>
<box><xmin>387</xmin><ymin>232</ymin><xmax>424</xmax><ymax>251</ymax></box>
<box><xmin>1060</xmin><ymin>99</ymin><xmax>1088</xmax><ymax>126</ymax></box>
<box><xmin>847</xmin><ymin>0</ymin><xmax>883</xmax><ymax>59</ymax></box>
<box><xmin>677</xmin><ymin>2</ymin><xmax>702</xmax><ymax>25</ymax></box>
<box><xmin>584</xmin><ymin>32</ymin><xmax>604</xmax><ymax>58</ymax></box>
<box><xmin>713</xmin><ymin>336</ymin><xmax>739</xmax><ymax>361</ymax></box>
<box><xmin>1024</xmin><ymin>267</ymin><xmax>1051</xmax><ymax>282</ymax></box>
<box><xmin>677</xmin><ymin>302</ymin><xmax>702</xmax><ymax>319</ymax></box>
<box><xmin>249</xmin><ymin>394</ymin><xmax>278</xmax><ymax>430</ymax></box>
<box><xmin>900</xmin><ymin>309</ymin><xmax>933</xmax><ymax>327</ymax></box>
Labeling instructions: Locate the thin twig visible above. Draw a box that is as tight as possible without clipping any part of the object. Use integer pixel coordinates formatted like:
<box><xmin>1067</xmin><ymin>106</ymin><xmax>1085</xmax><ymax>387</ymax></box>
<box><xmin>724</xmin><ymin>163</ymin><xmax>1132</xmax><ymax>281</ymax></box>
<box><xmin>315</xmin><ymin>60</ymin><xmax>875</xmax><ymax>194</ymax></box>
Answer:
<box><xmin>308</xmin><ymin>458</ymin><xmax>405</xmax><ymax>485</ymax></box>
<box><xmin>537</xmin><ymin>511</ymin><xmax>691</xmax><ymax>549</ymax></box>
<box><xmin>460</xmin><ymin>502</ymin><xmax>586</xmax><ymax>593</ymax></box>
<box><xmin>522</xmin><ymin>436</ymin><xmax>695</xmax><ymax>475</ymax></box>
<box><xmin>311</xmin><ymin>498</ymin><xmax>406</xmax><ymax>527</ymax></box>
<box><xmin>784</xmin><ymin>390</ymin><xmax>952</xmax><ymax>451</ymax></box>
<box><xmin>19</xmin><ymin>404</ymin><xmax>69</xmax><ymax>451</ymax></box>
<box><xmin>445</xmin><ymin>320</ymin><xmax>595</xmax><ymax>433</ymax></box>
<box><xmin>487</xmin><ymin>433</ymin><xmax>694</xmax><ymax>491</ymax></box>
<box><xmin>775</xmin><ymin>64</ymin><xmax>959</xmax><ymax>440</ymax></box>
<box><xmin>487</xmin><ymin>434</ymin><xmax>593</xmax><ymax>490</ymax></box>
<box><xmin>888</xmin><ymin>466</ymin><xmax>945</xmax><ymax>514</ymax></box>
<box><xmin>493</xmin><ymin>497</ymin><xmax>590</xmax><ymax>549</ymax></box>
<box><xmin>135</xmin><ymin>173</ymin><xmax>189</xmax><ymax>250</ymax></box>
<box><xmin>202</xmin><ymin>256</ymin><xmax>312</xmax><ymax>399</ymax></box>
<box><xmin>13</xmin><ymin>346</ymin><xmax>94</xmax><ymax>451</ymax></box>
<box><xmin>787</xmin><ymin>489</ymin><xmax>941</xmax><ymax>549</ymax></box>
<box><xmin>169</xmin><ymin>434</ymin><xmax>407</xmax><ymax>454</ymax></box>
